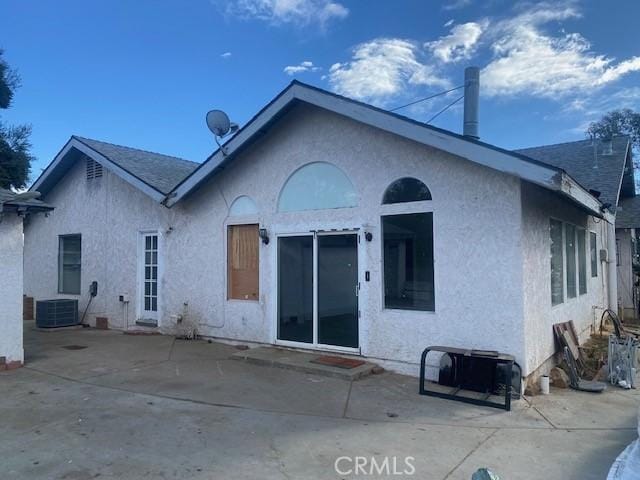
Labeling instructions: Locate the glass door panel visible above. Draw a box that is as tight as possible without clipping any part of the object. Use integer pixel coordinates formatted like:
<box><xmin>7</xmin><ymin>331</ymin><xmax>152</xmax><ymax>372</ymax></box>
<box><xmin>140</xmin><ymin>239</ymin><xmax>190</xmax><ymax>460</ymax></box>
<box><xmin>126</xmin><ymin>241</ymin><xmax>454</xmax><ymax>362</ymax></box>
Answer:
<box><xmin>277</xmin><ymin>236</ymin><xmax>314</xmax><ymax>343</ymax></box>
<box><xmin>317</xmin><ymin>234</ymin><xmax>358</xmax><ymax>348</ymax></box>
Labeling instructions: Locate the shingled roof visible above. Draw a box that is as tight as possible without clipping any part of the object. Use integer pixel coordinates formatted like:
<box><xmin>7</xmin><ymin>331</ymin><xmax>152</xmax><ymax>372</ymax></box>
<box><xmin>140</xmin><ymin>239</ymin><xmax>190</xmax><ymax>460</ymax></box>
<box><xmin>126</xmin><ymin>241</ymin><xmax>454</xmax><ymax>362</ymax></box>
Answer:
<box><xmin>73</xmin><ymin>136</ymin><xmax>199</xmax><ymax>195</ymax></box>
<box><xmin>516</xmin><ymin>136</ymin><xmax>632</xmax><ymax>213</ymax></box>
<box><xmin>0</xmin><ymin>188</ymin><xmax>53</xmax><ymax>213</ymax></box>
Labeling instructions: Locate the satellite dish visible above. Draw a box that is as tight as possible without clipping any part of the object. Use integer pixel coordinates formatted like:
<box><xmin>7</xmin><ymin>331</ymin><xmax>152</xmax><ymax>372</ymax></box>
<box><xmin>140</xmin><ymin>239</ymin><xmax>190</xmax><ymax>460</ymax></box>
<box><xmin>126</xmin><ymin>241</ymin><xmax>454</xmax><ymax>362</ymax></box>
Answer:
<box><xmin>206</xmin><ymin>110</ymin><xmax>231</xmax><ymax>137</ymax></box>
<box><xmin>206</xmin><ymin>109</ymin><xmax>239</xmax><ymax>153</ymax></box>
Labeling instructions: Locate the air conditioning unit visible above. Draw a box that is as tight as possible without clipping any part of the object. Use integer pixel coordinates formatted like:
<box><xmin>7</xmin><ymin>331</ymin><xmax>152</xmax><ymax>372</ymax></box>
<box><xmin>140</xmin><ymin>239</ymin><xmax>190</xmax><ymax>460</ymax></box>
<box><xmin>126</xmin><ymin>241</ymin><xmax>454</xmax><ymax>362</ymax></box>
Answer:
<box><xmin>36</xmin><ymin>299</ymin><xmax>79</xmax><ymax>328</ymax></box>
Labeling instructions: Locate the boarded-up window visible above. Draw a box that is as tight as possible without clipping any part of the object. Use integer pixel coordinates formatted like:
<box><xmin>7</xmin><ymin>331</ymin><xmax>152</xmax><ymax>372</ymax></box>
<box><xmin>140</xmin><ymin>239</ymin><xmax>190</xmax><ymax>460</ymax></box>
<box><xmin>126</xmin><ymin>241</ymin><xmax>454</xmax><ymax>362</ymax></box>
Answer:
<box><xmin>228</xmin><ymin>224</ymin><xmax>259</xmax><ymax>300</ymax></box>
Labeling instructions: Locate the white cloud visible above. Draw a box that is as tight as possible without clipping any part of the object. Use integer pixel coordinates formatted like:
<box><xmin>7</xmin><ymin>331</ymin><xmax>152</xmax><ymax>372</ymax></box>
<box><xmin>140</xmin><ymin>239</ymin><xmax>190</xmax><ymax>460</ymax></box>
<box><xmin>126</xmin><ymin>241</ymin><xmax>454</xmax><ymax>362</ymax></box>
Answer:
<box><xmin>328</xmin><ymin>38</ymin><xmax>450</xmax><ymax>104</ymax></box>
<box><xmin>284</xmin><ymin>60</ymin><xmax>320</xmax><ymax>75</ymax></box>
<box><xmin>220</xmin><ymin>52</ymin><xmax>232</xmax><ymax>59</ymax></box>
<box><xmin>221</xmin><ymin>0</ymin><xmax>348</xmax><ymax>27</ymax></box>
<box><xmin>426</xmin><ymin>20</ymin><xmax>488</xmax><ymax>63</ymax></box>
<box><xmin>442</xmin><ymin>0</ymin><xmax>472</xmax><ymax>11</ymax></box>
<box><xmin>482</xmin><ymin>4</ymin><xmax>640</xmax><ymax>97</ymax></box>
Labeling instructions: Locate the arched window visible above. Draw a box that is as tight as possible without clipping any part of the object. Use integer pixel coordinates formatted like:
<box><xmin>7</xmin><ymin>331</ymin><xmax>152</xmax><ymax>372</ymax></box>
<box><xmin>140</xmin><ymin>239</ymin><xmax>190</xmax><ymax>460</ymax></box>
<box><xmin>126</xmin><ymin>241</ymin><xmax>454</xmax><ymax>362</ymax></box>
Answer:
<box><xmin>229</xmin><ymin>195</ymin><xmax>258</xmax><ymax>216</ymax></box>
<box><xmin>278</xmin><ymin>162</ymin><xmax>358</xmax><ymax>212</ymax></box>
<box><xmin>382</xmin><ymin>177</ymin><xmax>432</xmax><ymax>204</ymax></box>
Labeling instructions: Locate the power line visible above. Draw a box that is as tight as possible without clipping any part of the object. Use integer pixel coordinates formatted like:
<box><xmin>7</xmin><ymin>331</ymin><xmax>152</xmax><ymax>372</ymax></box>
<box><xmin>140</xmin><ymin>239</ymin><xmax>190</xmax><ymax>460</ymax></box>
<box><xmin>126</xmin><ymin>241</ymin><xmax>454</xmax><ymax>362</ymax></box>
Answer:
<box><xmin>389</xmin><ymin>85</ymin><xmax>464</xmax><ymax>112</ymax></box>
<box><xmin>426</xmin><ymin>95</ymin><xmax>465</xmax><ymax>125</ymax></box>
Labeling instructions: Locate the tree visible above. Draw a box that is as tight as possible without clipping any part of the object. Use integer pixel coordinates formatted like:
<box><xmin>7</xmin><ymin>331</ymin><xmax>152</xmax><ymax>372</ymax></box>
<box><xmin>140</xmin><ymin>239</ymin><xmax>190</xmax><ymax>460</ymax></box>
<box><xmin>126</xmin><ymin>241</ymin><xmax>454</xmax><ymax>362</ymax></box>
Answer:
<box><xmin>0</xmin><ymin>49</ymin><xmax>33</xmax><ymax>190</ymax></box>
<box><xmin>587</xmin><ymin>109</ymin><xmax>640</xmax><ymax>150</ymax></box>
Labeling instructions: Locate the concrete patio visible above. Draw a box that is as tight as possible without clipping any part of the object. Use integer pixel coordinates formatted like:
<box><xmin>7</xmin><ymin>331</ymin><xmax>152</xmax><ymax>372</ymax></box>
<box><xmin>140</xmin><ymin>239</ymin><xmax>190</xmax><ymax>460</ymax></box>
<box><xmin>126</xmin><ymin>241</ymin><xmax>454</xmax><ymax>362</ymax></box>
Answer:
<box><xmin>1</xmin><ymin>322</ymin><xmax>638</xmax><ymax>479</ymax></box>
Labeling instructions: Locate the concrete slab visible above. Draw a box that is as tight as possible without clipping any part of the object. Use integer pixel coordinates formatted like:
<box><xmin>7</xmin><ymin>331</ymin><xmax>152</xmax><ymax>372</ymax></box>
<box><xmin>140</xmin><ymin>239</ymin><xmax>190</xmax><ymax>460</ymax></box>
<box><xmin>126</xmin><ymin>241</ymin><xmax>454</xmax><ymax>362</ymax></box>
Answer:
<box><xmin>347</xmin><ymin>371</ymin><xmax>552</xmax><ymax>429</ymax></box>
<box><xmin>232</xmin><ymin>346</ymin><xmax>377</xmax><ymax>380</ymax></box>
<box><xmin>1</xmin><ymin>326</ymin><xmax>637</xmax><ymax>479</ymax></box>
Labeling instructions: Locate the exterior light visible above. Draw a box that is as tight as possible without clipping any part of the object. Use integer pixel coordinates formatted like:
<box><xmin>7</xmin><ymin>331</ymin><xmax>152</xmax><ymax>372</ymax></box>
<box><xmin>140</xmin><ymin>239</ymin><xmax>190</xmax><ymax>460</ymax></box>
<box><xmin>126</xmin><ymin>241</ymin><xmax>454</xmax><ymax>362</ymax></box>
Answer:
<box><xmin>259</xmin><ymin>228</ymin><xmax>270</xmax><ymax>245</ymax></box>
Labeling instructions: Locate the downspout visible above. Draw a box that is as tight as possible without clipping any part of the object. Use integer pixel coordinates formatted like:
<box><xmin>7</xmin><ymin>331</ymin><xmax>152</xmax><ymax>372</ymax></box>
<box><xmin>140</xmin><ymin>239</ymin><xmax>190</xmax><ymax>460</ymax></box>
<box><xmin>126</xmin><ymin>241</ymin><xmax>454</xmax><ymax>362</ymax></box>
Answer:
<box><xmin>607</xmin><ymin>219</ymin><xmax>618</xmax><ymax>313</ymax></box>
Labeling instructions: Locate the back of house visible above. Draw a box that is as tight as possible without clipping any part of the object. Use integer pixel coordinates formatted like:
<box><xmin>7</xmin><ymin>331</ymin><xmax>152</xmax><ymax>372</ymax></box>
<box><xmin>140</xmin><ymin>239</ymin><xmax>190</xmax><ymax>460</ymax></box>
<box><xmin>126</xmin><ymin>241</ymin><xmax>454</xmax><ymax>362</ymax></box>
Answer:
<box><xmin>24</xmin><ymin>81</ymin><xmax>633</xmax><ymax>384</ymax></box>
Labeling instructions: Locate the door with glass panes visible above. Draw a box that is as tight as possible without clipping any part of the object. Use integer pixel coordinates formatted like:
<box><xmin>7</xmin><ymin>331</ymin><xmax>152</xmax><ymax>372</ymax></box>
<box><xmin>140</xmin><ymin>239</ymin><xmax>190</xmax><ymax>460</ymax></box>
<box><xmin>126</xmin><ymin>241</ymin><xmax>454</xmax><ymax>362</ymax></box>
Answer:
<box><xmin>140</xmin><ymin>233</ymin><xmax>159</xmax><ymax>321</ymax></box>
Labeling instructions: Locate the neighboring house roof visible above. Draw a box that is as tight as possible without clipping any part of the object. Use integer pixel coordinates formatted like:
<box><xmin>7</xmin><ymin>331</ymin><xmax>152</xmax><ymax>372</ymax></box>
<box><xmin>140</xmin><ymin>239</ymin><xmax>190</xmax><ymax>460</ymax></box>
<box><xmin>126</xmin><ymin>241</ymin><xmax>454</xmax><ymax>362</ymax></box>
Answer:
<box><xmin>31</xmin><ymin>136</ymin><xmax>199</xmax><ymax>202</ymax></box>
<box><xmin>616</xmin><ymin>196</ymin><xmax>640</xmax><ymax>229</ymax></box>
<box><xmin>0</xmin><ymin>188</ymin><xmax>53</xmax><ymax>213</ymax></box>
<box><xmin>516</xmin><ymin>136</ymin><xmax>632</xmax><ymax>214</ymax></box>
<box><xmin>166</xmin><ymin>81</ymin><xmax>603</xmax><ymax>218</ymax></box>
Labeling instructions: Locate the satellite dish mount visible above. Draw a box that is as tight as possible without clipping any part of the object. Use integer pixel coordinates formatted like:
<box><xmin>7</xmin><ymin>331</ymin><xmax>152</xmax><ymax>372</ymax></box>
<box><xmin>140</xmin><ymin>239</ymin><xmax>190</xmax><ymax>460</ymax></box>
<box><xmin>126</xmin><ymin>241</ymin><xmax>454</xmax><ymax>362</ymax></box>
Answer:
<box><xmin>206</xmin><ymin>110</ymin><xmax>239</xmax><ymax>154</ymax></box>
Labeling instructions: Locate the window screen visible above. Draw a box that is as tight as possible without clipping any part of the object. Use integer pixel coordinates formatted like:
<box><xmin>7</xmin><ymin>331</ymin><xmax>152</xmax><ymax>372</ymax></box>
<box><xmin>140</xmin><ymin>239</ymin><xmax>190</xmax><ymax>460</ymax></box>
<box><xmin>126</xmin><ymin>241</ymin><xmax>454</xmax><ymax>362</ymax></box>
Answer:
<box><xmin>577</xmin><ymin>228</ymin><xmax>587</xmax><ymax>295</ymax></box>
<box><xmin>590</xmin><ymin>232</ymin><xmax>598</xmax><ymax>277</ymax></box>
<box><xmin>58</xmin><ymin>234</ymin><xmax>81</xmax><ymax>294</ymax></box>
<box><xmin>382</xmin><ymin>213</ymin><xmax>434</xmax><ymax>311</ymax></box>
<box><xmin>550</xmin><ymin>219</ymin><xmax>563</xmax><ymax>305</ymax></box>
<box><xmin>565</xmin><ymin>224</ymin><xmax>577</xmax><ymax>299</ymax></box>
<box><xmin>228</xmin><ymin>224</ymin><xmax>259</xmax><ymax>300</ymax></box>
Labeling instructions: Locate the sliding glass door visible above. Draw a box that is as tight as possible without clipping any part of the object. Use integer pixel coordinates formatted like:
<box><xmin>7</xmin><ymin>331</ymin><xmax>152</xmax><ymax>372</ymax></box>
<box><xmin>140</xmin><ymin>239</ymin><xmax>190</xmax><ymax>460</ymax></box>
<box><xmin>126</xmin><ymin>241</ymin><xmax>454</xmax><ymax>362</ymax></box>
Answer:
<box><xmin>277</xmin><ymin>233</ymin><xmax>359</xmax><ymax>350</ymax></box>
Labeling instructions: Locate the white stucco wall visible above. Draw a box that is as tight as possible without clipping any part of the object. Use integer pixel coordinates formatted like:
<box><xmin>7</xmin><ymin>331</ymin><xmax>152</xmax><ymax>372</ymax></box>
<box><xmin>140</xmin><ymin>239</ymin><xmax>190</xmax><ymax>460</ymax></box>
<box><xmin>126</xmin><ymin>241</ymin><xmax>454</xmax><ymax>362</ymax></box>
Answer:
<box><xmin>163</xmin><ymin>104</ymin><xmax>527</xmax><ymax>375</ymax></box>
<box><xmin>521</xmin><ymin>182</ymin><xmax>610</xmax><ymax>375</ymax></box>
<box><xmin>28</xmin><ymin>104</ymin><xmax>614</xmax><ymax>378</ymax></box>
<box><xmin>0</xmin><ymin>214</ymin><xmax>24</xmax><ymax>363</ymax></box>
<box><xmin>24</xmin><ymin>158</ymin><xmax>173</xmax><ymax>329</ymax></box>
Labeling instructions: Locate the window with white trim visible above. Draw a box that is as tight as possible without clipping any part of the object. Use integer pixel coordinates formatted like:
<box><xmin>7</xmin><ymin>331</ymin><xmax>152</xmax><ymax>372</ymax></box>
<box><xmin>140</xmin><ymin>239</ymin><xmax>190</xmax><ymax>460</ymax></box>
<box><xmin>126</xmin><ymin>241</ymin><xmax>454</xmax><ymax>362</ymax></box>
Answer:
<box><xmin>577</xmin><ymin>228</ymin><xmax>587</xmax><ymax>295</ymax></box>
<box><xmin>382</xmin><ymin>177</ymin><xmax>434</xmax><ymax>312</ymax></box>
<box><xmin>590</xmin><ymin>232</ymin><xmax>598</xmax><ymax>277</ymax></box>
<box><xmin>58</xmin><ymin>234</ymin><xmax>81</xmax><ymax>294</ymax></box>
<box><xmin>550</xmin><ymin>219</ymin><xmax>563</xmax><ymax>305</ymax></box>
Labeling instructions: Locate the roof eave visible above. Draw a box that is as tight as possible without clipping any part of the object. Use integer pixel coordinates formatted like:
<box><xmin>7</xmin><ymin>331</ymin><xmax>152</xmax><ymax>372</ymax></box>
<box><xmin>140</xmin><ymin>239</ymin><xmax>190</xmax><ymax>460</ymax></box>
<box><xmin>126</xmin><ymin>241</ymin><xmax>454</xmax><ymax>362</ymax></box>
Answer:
<box><xmin>557</xmin><ymin>172</ymin><xmax>608</xmax><ymax>220</ymax></box>
<box><xmin>165</xmin><ymin>82</ymin><xmax>583</xmax><ymax>208</ymax></box>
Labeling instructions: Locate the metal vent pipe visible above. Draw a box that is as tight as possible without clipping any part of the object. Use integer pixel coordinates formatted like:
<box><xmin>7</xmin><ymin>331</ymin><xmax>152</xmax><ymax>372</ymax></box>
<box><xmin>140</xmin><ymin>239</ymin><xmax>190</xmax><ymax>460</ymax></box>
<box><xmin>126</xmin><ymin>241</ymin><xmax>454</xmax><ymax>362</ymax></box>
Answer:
<box><xmin>463</xmin><ymin>66</ymin><xmax>480</xmax><ymax>139</ymax></box>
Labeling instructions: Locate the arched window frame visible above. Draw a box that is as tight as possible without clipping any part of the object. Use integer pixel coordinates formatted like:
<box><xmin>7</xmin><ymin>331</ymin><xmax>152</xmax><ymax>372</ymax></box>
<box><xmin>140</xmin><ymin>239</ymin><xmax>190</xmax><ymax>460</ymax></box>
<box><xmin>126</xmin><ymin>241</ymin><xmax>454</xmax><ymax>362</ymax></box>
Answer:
<box><xmin>228</xmin><ymin>195</ymin><xmax>259</xmax><ymax>218</ymax></box>
<box><xmin>380</xmin><ymin>176</ymin><xmax>435</xmax><ymax>312</ymax></box>
<box><xmin>277</xmin><ymin>161</ymin><xmax>358</xmax><ymax>213</ymax></box>
<box><xmin>380</xmin><ymin>177</ymin><xmax>433</xmax><ymax>216</ymax></box>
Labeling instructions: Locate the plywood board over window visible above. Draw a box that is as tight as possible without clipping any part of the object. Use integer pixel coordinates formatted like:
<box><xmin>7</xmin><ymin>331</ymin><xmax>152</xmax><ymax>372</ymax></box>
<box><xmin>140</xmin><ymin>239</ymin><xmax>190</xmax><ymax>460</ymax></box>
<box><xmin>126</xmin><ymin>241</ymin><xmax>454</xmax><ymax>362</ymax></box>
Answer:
<box><xmin>228</xmin><ymin>224</ymin><xmax>259</xmax><ymax>300</ymax></box>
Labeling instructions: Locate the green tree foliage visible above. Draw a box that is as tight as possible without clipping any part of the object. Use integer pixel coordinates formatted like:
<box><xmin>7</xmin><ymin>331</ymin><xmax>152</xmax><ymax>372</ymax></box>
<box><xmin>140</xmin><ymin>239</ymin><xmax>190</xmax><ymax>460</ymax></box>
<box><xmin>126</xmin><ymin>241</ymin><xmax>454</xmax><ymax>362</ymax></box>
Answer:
<box><xmin>587</xmin><ymin>109</ymin><xmax>640</xmax><ymax>150</ymax></box>
<box><xmin>0</xmin><ymin>49</ymin><xmax>33</xmax><ymax>190</ymax></box>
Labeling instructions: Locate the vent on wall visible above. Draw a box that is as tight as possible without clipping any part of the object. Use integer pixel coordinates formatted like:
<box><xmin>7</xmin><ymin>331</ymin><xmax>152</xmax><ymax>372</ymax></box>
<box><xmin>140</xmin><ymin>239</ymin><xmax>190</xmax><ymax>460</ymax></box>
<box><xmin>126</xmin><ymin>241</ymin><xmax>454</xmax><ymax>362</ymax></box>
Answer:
<box><xmin>86</xmin><ymin>159</ymin><xmax>103</xmax><ymax>180</ymax></box>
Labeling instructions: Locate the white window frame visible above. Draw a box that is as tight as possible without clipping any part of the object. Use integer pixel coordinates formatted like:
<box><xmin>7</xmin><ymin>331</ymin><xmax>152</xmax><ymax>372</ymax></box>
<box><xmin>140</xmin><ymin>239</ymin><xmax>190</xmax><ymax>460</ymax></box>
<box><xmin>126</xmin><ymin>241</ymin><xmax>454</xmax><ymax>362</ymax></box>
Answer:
<box><xmin>58</xmin><ymin>234</ymin><xmax>82</xmax><ymax>295</ymax></box>
<box><xmin>137</xmin><ymin>230</ymin><xmax>162</xmax><ymax>324</ymax></box>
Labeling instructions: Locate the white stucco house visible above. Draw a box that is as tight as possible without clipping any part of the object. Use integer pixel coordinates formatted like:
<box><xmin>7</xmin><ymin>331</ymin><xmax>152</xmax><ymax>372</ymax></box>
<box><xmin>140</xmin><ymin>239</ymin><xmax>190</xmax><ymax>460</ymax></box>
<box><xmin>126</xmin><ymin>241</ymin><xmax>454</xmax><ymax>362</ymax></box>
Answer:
<box><xmin>23</xmin><ymin>81</ymin><xmax>635</xmax><ymax>382</ymax></box>
<box><xmin>0</xmin><ymin>188</ymin><xmax>52</xmax><ymax>368</ymax></box>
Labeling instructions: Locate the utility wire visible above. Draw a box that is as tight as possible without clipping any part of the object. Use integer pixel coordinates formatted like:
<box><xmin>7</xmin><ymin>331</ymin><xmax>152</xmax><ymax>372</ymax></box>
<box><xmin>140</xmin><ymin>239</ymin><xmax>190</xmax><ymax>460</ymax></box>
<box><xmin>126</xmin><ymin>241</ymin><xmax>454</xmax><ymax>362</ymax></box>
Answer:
<box><xmin>389</xmin><ymin>85</ymin><xmax>464</xmax><ymax>112</ymax></box>
<box><xmin>426</xmin><ymin>95</ymin><xmax>465</xmax><ymax>125</ymax></box>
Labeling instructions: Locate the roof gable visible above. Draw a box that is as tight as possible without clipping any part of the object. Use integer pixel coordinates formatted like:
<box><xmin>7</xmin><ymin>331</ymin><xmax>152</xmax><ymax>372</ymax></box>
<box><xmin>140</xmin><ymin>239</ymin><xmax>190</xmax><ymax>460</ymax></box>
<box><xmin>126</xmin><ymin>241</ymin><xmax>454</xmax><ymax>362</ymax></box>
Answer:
<box><xmin>165</xmin><ymin>81</ymin><xmax>603</xmax><ymax>218</ymax></box>
<box><xmin>516</xmin><ymin>136</ymin><xmax>631</xmax><ymax>213</ymax></box>
<box><xmin>31</xmin><ymin>136</ymin><xmax>199</xmax><ymax>201</ymax></box>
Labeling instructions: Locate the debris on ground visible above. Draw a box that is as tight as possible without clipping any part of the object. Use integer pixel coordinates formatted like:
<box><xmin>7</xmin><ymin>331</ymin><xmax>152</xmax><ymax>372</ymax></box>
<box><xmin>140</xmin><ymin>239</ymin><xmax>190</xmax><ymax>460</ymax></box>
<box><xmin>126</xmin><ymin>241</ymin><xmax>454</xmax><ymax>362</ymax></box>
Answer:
<box><xmin>549</xmin><ymin>367</ymin><xmax>569</xmax><ymax>389</ymax></box>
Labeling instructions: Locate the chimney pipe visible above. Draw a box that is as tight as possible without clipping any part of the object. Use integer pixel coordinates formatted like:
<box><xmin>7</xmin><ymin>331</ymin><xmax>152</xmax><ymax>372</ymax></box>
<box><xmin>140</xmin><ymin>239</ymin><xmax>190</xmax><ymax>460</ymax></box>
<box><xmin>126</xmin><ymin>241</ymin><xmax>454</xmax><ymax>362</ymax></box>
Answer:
<box><xmin>463</xmin><ymin>66</ymin><xmax>480</xmax><ymax>139</ymax></box>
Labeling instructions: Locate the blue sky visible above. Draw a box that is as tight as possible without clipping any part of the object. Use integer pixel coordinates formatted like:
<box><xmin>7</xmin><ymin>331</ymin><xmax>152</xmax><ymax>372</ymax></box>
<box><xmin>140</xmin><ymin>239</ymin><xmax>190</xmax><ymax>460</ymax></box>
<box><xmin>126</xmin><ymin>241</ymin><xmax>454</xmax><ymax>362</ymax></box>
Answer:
<box><xmin>2</xmin><ymin>0</ymin><xmax>640</xmax><ymax>181</ymax></box>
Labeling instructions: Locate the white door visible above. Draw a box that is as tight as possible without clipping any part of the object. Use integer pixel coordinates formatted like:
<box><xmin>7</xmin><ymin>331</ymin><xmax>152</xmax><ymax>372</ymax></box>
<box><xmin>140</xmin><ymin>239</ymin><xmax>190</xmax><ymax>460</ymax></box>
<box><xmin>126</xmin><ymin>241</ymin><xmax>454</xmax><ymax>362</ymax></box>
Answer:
<box><xmin>140</xmin><ymin>233</ymin><xmax>159</xmax><ymax>322</ymax></box>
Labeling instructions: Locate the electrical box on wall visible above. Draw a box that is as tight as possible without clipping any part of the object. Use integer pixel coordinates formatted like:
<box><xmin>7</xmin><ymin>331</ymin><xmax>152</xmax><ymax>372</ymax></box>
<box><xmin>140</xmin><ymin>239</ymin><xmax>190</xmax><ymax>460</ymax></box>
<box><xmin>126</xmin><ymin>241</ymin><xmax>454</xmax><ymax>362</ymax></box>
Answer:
<box><xmin>600</xmin><ymin>249</ymin><xmax>608</xmax><ymax>262</ymax></box>
<box><xmin>119</xmin><ymin>294</ymin><xmax>130</xmax><ymax>303</ymax></box>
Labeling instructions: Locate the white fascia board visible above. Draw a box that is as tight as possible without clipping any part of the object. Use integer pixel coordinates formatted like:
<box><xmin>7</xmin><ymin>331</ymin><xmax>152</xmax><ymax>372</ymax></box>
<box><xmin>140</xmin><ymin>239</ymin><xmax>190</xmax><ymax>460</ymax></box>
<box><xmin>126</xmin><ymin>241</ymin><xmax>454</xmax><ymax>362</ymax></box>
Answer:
<box><xmin>32</xmin><ymin>138</ymin><xmax>165</xmax><ymax>203</ymax></box>
<box><xmin>30</xmin><ymin>138</ymin><xmax>75</xmax><ymax>193</ymax></box>
<box><xmin>292</xmin><ymin>85</ymin><xmax>563</xmax><ymax>187</ymax></box>
<box><xmin>559</xmin><ymin>172</ymin><xmax>604</xmax><ymax>218</ymax></box>
<box><xmin>166</xmin><ymin>83</ymin><xmax>600</xmax><ymax>215</ymax></box>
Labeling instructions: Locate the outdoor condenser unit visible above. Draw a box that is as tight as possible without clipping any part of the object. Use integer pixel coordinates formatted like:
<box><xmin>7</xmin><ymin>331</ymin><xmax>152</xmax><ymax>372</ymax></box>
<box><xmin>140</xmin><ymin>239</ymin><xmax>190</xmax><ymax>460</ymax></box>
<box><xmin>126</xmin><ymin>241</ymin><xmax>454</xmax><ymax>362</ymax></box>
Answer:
<box><xmin>35</xmin><ymin>299</ymin><xmax>79</xmax><ymax>328</ymax></box>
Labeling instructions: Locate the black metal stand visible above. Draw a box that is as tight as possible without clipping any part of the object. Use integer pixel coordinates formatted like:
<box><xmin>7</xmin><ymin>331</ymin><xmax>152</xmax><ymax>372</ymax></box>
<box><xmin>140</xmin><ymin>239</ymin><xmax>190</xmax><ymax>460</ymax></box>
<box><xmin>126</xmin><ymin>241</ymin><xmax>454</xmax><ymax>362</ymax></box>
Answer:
<box><xmin>419</xmin><ymin>346</ymin><xmax>515</xmax><ymax>411</ymax></box>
